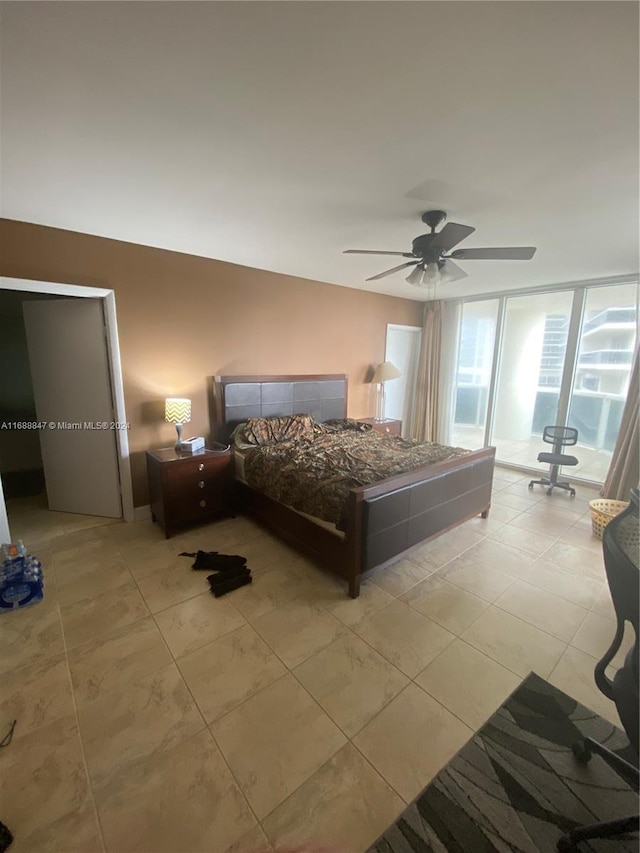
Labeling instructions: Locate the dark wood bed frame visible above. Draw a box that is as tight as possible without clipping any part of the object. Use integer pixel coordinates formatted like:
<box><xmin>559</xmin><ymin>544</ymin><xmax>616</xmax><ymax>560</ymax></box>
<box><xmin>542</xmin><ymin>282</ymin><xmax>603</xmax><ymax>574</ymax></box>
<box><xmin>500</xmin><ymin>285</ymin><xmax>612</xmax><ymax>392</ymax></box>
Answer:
<box><xmin>212</xmin><ymin>374</ymin><xmax>495</xmax><ymax>598</ymax></box>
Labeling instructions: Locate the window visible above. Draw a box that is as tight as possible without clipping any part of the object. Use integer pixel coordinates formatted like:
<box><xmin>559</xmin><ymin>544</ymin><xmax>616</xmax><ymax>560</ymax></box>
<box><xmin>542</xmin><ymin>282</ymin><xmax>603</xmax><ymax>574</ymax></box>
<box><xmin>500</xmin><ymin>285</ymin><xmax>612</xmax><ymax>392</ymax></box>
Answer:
<box><xmin>448</xmin><ymin>280</ymin><xmax>638</xmax><ymax>484</ymax></box>
<box><xmin>451</xmin><ymin>300</ymin><xmax>498</xmax><ymax>449</ymax></box>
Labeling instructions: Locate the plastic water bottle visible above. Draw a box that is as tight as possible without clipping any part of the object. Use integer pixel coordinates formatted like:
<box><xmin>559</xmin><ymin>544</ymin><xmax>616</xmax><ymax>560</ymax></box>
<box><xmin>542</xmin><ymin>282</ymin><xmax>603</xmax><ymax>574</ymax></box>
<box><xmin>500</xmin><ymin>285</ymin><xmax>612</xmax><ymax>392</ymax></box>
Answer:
<box><xmin>0</xmin><ymin>540</ymin><xmax>44</xmax><ymax>611</ymax></box>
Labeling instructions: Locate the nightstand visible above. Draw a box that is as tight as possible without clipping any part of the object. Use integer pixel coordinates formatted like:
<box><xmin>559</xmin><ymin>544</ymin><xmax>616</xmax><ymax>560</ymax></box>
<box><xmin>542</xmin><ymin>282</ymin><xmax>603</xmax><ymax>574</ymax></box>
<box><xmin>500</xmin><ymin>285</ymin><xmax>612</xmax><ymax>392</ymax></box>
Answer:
<box><xmin>357</xmin><ymin>417</ymin><xmax>402</xmax><ymax>436</ymax></box>
<box><xmin>146</xmin><ymin>446</ymin><xmax>234</xmax><ymax>538</ymax></box>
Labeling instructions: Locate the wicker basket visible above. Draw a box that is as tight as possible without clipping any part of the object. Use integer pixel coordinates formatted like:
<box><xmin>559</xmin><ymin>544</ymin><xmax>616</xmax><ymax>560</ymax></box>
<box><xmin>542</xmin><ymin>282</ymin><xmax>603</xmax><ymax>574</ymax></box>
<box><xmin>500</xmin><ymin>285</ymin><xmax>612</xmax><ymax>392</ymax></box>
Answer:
<box><xmin>589</xmin><ymin>499</ymin><xmax>629</xmax><ymax>540</ymax></box>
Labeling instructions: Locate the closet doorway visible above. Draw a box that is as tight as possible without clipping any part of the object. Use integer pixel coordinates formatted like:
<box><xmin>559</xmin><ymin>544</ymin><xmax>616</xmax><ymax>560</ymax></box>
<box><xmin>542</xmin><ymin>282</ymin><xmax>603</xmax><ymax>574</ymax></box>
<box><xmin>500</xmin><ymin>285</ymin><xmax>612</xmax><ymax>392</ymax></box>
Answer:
<box><xmin>0</xmin><ymin>277</ymin><xmax>133</xmax><ymax>544</ymax></box>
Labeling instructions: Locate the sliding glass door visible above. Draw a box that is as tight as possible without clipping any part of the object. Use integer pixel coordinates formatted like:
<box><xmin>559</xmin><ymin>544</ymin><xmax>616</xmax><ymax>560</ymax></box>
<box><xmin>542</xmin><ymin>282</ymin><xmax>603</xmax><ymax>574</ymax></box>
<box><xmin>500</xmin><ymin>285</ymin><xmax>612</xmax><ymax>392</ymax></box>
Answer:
<box><xmin>448</xmin><ymin>279</ymin><xmax>638</xmax><ymax>484</ymax></box>
<box><xmin>491</xmin><ymin>291</ymin><xmax>573</xmax><ymax>467</ymax></box>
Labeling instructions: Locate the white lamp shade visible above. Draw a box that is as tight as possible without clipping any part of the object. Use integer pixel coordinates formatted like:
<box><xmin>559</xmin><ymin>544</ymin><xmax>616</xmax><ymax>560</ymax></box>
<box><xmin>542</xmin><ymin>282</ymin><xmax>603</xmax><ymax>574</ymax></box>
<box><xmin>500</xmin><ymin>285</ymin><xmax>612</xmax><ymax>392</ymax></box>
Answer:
<box><xmin>424</xmin><ymin>262</ymin><xmax>440</xmax><ymax>282</ymax></box>
<box><xmin>406</xmin><ymin>265</ymin><xmax>425</xmax><ymax>286</ymax></box>
<box><xmin>165</xmin><ymin>397</ymin><xmax>191</xmax><ymax>424</ymax></box>
<box><xmin>407</xmin><ymin>262</ymin><xmax>446</xmax><ymax>289</ymax></box>
<box><xmin>371</xmin><ymin>361</ymin><xmax>401</xmax><ymax>383</ymax></box>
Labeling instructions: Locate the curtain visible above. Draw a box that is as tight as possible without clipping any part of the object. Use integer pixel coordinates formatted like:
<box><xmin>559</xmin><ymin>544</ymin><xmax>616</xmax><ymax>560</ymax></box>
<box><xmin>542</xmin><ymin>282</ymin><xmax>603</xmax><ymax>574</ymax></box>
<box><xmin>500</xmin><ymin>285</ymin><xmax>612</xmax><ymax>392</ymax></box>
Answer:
<box><xmin>600</xmin><ymin>344</ymin><xmax>639</xmax><ymax>500</ymax></box>
<box><xmin>411</xmin><ymin>300</ymin><xmax>443</xmax><ymax>443</ymax></box>
<box><xmin>437</xmin><ymin>300</ymin><xmax>461</xmax><ymax>445</ymax></box>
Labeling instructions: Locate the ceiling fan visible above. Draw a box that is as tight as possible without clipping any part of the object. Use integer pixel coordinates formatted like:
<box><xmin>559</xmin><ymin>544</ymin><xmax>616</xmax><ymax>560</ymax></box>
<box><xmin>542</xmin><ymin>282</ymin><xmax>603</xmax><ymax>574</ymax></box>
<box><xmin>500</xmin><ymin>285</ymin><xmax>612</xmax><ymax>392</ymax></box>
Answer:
<box><xmin>344</xmin><ymin>210</ymin><xmax>536</xmax><ymax>288</ymax></box>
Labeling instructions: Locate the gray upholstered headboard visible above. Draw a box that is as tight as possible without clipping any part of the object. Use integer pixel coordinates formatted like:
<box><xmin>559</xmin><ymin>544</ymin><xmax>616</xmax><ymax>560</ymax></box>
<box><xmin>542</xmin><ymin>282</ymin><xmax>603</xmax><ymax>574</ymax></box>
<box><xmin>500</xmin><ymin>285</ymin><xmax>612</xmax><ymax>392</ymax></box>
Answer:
<box><xmin>212</xmin><ymin>374</ymin><xmax>348</xmax><ymax>442</ymax></box>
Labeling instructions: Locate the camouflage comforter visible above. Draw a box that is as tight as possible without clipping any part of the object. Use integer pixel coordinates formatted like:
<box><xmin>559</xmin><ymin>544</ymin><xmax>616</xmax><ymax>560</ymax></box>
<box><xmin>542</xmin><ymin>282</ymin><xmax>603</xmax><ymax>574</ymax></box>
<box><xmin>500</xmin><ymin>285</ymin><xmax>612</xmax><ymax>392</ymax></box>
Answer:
<box><xmin>241</xmin><ymin>428</ymin><xmax>470</xmax><ymax>531</ymax></box>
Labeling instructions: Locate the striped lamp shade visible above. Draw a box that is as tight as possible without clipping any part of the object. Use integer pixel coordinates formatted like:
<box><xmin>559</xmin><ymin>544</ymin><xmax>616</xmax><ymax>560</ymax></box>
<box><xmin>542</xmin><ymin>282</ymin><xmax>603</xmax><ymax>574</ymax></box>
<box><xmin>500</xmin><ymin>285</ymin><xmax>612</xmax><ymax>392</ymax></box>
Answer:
<box><xmin>165</xmin><ymin>398</ymin><xmax>191</xmax><ymax>424</ymax></box>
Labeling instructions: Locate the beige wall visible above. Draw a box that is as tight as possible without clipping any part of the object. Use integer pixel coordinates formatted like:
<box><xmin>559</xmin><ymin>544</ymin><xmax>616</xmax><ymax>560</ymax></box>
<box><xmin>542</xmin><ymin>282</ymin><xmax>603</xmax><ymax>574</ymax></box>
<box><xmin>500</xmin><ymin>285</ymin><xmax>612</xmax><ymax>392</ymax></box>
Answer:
<box><xmin>0</xmin><ymin>219</ymin><xmax>422</xmax><ymax>506</ymax></box>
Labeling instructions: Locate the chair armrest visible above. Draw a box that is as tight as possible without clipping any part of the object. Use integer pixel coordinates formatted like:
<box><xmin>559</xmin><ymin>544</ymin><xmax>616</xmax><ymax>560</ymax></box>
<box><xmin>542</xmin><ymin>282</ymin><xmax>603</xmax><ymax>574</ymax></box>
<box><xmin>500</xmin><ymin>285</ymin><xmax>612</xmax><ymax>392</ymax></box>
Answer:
<box><xmin>594</xmin><ymin>619</ymin><xmax>626</xmax><ymax>701</ymax></box>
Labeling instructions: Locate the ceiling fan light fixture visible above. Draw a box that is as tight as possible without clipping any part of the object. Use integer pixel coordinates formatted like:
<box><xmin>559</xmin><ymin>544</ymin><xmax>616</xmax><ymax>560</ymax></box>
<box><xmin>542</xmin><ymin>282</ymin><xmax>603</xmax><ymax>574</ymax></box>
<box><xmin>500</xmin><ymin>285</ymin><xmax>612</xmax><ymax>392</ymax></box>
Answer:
<box><xmin>437</xmin><ymin>264</ymin><xmax>453</xmax><ymax>284</ymax></box>
<box><xmin>406</xmin><ymin>264</ymin><xmax>425</xmax><ymax>286</ymax></box>
<box><xmin>424</xmin><ymin>262</ymin><xmax>440</xmax><ymax>283</ymax></box>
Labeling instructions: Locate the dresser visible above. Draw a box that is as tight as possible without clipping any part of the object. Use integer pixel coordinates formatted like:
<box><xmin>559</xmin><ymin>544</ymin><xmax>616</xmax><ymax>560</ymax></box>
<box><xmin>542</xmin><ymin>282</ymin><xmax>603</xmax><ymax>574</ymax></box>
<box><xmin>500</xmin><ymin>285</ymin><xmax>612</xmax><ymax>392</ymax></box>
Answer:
<box><xmin>356</xmin><ymin>417</ymin><xmax>402</xmax><ymax>437</ymax></box>
<box><xmin>146</xmin><ymin>446</ymin><xmax>234</xmax><ymax>538</ymax></box>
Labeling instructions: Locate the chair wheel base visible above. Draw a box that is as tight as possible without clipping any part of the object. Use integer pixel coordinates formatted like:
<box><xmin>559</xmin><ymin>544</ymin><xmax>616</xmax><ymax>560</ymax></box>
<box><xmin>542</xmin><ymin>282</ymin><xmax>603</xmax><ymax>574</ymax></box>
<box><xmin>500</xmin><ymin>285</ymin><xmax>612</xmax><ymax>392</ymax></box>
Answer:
<box><xmin>571</xmin><ymin>740</ymin><xmax>592</xmax><ymax>763</ymax></box>
<box><xmin>556</xmin><ymin>835</ymin><xmax>578</xmax><ymax>852</ymax></box>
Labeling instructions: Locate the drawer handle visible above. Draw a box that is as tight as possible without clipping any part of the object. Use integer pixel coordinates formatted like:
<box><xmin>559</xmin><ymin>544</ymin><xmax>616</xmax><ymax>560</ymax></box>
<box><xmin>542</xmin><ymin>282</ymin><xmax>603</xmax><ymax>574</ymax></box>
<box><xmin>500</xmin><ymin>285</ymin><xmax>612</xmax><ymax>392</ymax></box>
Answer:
<box><xmin>198</xmin><ymin>481</ymin><xmax>205</xmax><ymax>489</ymax></box>
<box><xmin>199</xmin><ymin>500</ymin><xmax>207</xmax><ymax>508</ymax></box>
<box><xmin>198</xmin><ymin>463</ymin><xmax>205</xmax><ymax>471</ymax></box>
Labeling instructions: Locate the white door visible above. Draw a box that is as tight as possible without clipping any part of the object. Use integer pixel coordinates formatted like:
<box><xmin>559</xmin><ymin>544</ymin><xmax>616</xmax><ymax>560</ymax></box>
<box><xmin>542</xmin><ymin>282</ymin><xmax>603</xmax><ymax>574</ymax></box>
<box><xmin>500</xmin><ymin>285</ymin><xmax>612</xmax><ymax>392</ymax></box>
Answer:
<box><xmin>22</xmin><ymin>298</ymin><xmax>122</xmax><ymax>517</ymax></box>
<box><xmin>385</xmin><ymin>324</ymin><xmax>422</xmax><ymax>437</ymax></box>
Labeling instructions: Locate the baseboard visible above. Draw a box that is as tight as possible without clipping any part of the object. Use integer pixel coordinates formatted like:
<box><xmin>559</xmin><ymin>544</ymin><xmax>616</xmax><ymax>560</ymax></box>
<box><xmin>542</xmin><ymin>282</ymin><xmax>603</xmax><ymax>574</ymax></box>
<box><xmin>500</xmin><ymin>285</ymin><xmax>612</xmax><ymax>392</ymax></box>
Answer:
<box><xmin>133</xmin><ymin>504</ymin><xmax>152</xmax><ymax>522</ymax></box>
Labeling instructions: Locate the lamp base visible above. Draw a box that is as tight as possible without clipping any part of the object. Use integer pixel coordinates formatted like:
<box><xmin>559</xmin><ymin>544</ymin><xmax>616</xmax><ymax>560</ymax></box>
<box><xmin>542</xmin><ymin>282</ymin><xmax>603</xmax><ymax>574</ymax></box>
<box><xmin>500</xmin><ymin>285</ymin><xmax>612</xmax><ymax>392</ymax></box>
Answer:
<box><xmin>375</xmin><ymin>383</ymin><xmax>387</xmax><ymax>423</ymax></box>
<box><xmin>174</xmin><ymin>422</ymin><xmax>184</xmax><ymax>451</ymax></box>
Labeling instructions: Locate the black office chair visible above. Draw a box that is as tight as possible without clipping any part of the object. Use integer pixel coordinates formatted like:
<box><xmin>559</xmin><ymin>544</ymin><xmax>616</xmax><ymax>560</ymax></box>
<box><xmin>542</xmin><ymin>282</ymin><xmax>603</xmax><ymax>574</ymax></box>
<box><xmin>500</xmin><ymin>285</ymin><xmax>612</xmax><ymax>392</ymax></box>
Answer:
<box><xmin>529</xmin><ymin>425</ymin><xmax>579</xmax><ymax>496</ymax></box>
<box><xmin>556</xmin><ymin>489</ymin><xmax>639</xmax><ymax>852</ymax></box>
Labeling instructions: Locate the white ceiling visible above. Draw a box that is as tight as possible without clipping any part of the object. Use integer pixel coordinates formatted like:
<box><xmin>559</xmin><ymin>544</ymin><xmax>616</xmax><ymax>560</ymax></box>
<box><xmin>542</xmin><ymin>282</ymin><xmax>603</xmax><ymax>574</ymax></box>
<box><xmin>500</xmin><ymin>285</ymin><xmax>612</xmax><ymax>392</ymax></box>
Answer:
<box><xmin>1</xmin><ymin>2</ymin><xmax>638</xmax><ymax>301</ymax></box>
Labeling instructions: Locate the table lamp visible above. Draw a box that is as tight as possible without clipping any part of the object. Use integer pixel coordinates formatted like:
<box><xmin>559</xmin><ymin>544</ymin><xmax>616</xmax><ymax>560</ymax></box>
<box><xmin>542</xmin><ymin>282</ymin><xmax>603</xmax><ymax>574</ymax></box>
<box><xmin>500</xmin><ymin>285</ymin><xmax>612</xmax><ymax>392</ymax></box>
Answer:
<box><xmin>371</xmin><ymin>361</ymin><xmax>401</xmax><ymax>422</ymax></box>
<box><xmin>165</xmin><ymin>397</ymin><xmax>191</xmax><ymax>450</ymax></box>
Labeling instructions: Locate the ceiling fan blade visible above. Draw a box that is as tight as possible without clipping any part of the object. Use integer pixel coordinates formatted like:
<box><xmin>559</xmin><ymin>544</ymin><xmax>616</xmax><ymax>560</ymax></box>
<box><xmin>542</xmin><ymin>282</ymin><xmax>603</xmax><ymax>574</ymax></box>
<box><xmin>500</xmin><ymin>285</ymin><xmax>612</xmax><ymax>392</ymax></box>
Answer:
<box><xmin>343</xmin><ymin>249</ymin><xmax>415</xmax><ymax>257</ymax></box>
<box><xmin>441</xmin><ymin>259</ymin><xmax>468</xmax><ymax>283</ymax></box>
<box><xmin>430</xmin><ymin>222</ymin><xmax>476</xmax><ymax>253</ymax></box>
<box><xmin>449</xmin><ymin>246</ymin><xmax>537</xmax><ymax>260</ymax></box>
<box><xmin>366</xmin><ymin>260</ymin><xmax>420</xmax><ymax>281</ymax></box>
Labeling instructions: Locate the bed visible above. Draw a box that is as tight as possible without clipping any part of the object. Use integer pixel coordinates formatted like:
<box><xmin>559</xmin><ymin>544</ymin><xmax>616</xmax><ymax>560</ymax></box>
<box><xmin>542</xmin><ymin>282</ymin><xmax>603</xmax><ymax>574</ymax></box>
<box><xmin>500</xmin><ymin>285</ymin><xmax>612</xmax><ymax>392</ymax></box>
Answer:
<box><xmin>212</xmin><ymin>374</ymin><xmax>495</xmax><ymax>598</ymax></box>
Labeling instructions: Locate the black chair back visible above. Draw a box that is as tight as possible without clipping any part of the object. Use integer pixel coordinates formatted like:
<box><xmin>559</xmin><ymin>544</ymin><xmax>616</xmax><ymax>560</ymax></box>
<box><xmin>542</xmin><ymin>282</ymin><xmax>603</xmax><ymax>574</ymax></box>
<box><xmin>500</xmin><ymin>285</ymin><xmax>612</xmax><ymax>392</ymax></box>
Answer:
<box><xmin>604</xmin><ymin>490</ymin><xmax>639</xmax><ymax>623</ymax></box>
<box><xmin>597</xmin><ymin>489</ymin><xmax>639</xmax><ymax>751</ymax></box>
<box><xmin>542</xmin><ymin>425</ymin><xmax>578</xmax><ymax>449</ymax></box>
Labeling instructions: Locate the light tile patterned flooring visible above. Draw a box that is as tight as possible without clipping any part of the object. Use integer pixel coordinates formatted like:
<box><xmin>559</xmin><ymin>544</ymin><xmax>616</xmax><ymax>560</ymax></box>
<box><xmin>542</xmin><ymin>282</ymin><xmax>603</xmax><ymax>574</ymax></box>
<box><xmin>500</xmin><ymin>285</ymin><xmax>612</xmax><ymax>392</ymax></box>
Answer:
<box><xmin>0</xmin><ymin>471</ymin><xmax>630</xmax><ymax>853</ymax></box>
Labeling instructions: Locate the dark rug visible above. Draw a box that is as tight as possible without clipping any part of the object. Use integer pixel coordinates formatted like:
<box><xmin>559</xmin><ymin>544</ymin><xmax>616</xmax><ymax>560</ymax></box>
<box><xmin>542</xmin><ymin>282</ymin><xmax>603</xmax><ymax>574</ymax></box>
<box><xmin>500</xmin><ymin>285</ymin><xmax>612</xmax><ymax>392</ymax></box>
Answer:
<box><xmin>368</xmin><ymin>673</ymin><xmax>638</xmax><ymax>852</ymax></box>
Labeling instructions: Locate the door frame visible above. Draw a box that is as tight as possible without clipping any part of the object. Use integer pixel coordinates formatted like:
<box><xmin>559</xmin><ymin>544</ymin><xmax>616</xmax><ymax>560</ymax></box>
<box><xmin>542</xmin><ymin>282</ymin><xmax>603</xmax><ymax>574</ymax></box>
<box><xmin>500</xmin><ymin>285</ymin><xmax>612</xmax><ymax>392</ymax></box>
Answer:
<box><xmin>0</xmin><ymin>276</ymin><xmax>134</xmax><ymax>537</ymax></box>
<box><xmin>385</xmin><ymin>323</ymin><xmax>422</xmax><ymax>437</ymax></box>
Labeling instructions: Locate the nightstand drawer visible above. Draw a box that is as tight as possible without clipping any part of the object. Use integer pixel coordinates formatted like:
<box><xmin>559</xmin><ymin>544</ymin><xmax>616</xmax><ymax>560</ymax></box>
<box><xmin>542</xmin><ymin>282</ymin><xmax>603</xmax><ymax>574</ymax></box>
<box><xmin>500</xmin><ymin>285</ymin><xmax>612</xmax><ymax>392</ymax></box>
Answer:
<box><xmin>146</xmin><ymin>447</ymin><xmax>234</xmax><ymax>538</ymax></box>
<box><xmin>378</xmin><ymin>422</ymin><xmax>401</xmax><ymax>435</ymax></box>
<box><xmin>356</xmin><ymin>418</ymin><xmax>402</xmax><ymax>436</ymax></box>
<box><xmin>165</xmin><ymin>474</ymin><xmax>223</xmax><ymax>501</ymax></box>
<box><xmin>165</xmin><ymin>486</ymin><xmax>226</xmax><ymax>523</ymax></box>
<box><xmin>165</xmin><ymin>454</ymin><xmax>231</xmax><ymax>483</ymax></box>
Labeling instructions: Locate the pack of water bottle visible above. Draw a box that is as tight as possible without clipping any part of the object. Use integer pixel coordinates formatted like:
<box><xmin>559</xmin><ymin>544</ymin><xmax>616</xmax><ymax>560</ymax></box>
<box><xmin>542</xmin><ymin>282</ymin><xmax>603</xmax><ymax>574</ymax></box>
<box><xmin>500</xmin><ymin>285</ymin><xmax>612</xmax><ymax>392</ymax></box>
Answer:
<box><xmin>0</xmin><ymin>540</ymin><xmax>44</xmax><ymax>612</ymax></box>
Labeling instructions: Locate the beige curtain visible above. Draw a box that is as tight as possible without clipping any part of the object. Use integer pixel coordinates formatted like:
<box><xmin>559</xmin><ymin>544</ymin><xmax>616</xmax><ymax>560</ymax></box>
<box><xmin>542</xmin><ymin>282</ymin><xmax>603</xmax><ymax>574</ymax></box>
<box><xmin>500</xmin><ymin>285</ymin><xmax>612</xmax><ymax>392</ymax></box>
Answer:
<box><xmin>600</xmin><ymin>344</ymin><xmax>639</xmax><ymax>500</ymax></box>
<box><xmin>411</xmin><ymin>300</ymin><xmax>442</xmax><ymax>443</ymax></box>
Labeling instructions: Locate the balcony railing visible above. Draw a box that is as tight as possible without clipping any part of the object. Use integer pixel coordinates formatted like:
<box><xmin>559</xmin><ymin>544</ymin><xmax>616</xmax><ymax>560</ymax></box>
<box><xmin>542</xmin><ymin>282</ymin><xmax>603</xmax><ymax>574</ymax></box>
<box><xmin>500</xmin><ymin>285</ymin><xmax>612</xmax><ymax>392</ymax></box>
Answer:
<box><xmin>582</xmin><ymin>308</ymin><xmax>637</xmax><ymax>334</ymax></box>
<box><xmin>454</xmin><ymin>384</ymin><xmax>626</xmax><ymax>452</ymax></box>
<box><xmin>578</xmin><ymin>349</ymin><xmax>633</xmax><ymax>365</ymax></box>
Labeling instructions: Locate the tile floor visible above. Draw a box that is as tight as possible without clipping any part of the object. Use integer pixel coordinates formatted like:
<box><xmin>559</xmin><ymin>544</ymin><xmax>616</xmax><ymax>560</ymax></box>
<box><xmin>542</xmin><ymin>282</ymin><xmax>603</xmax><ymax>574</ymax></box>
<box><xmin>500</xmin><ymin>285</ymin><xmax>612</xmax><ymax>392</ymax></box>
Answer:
<box><xmin>0</xmin><ymin>471</ymin><xmax>631</xmax><ymax>853</ymax></box>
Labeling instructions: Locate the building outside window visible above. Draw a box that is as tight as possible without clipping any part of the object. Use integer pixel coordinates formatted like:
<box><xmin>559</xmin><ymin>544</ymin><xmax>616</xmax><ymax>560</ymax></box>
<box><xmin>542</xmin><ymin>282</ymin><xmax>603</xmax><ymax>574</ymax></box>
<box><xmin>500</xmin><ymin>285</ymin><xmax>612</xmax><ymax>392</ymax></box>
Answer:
<box><xmin>567</xmin><ymin>287</ymin><xmax>637</xmax><ymax>475</ymax></box>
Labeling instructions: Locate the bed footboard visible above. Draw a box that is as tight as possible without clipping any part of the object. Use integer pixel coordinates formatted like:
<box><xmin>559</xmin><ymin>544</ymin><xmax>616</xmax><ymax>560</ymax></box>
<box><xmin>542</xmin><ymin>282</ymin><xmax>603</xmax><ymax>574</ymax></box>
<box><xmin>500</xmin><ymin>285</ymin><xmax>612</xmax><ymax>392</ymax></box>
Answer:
<box><xmin>345</xmin><ymin>447</ymin><xmax>495</xmax><ymax>596</ymax></box>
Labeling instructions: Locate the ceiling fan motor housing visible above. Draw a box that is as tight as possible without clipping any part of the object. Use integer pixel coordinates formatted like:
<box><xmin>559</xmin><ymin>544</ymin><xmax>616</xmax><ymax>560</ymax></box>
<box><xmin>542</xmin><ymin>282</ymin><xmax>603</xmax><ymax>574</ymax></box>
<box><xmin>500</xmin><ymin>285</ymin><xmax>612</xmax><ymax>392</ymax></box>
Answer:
<box><xmin>411</xmin><ymin>233</ymin><xmax>441</xmax><ymax>263</ymax></box>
